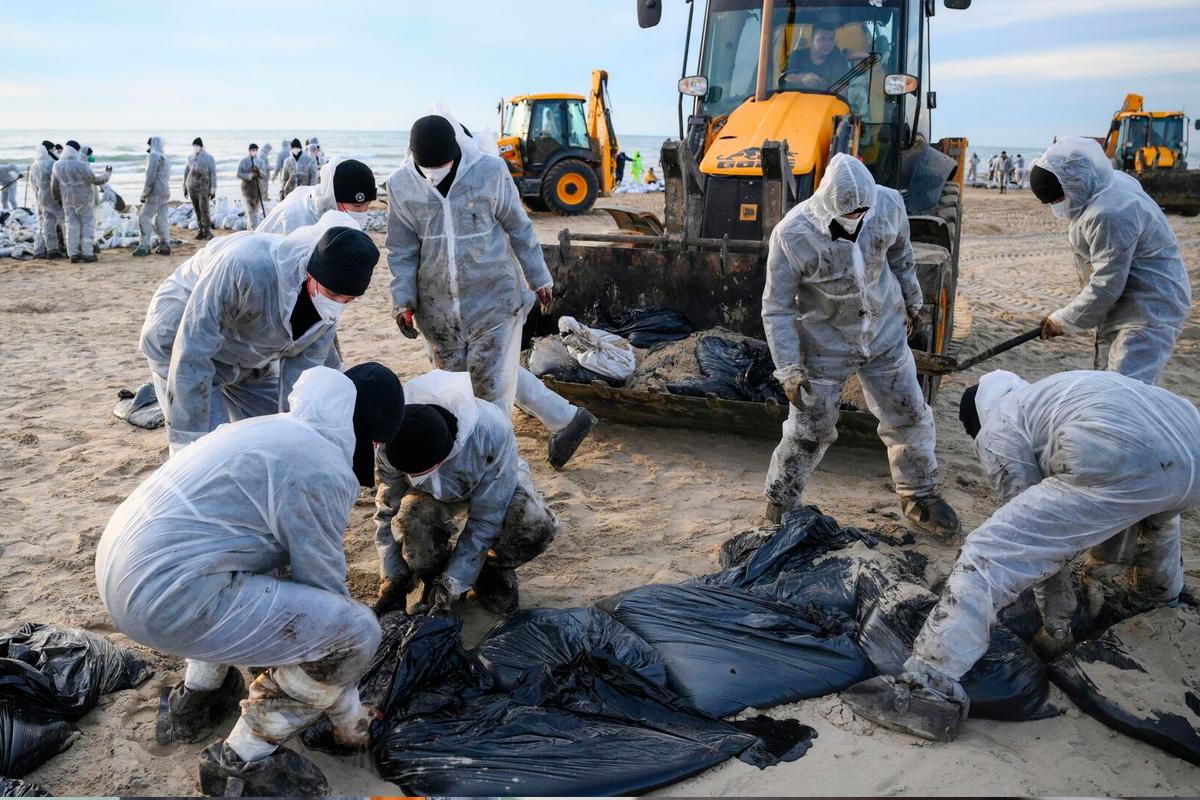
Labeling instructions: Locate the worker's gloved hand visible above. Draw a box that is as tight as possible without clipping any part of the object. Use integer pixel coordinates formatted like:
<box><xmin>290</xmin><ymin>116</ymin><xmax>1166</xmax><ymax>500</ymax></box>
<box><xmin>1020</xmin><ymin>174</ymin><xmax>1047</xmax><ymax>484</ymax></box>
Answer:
<box><xmin>395</xmin><ymin>308</ymin><xmax>418</xmax><ymax>340</ymax></box>
<box><xmin>373</xmin><ymin>576</ymin><xmax>410</xmax><ymax>617</ymax></box>
<box><xmin>209</xmin><ymin>193</ymin><xmax>215</xmax><ymax>201</ymax></box>
<box><xmin>252</xmin><ymin>168</ymin><xmax>261</xmax><ymax>178</ymax></box>
<box><xmin>536</xmin><ymin>286</ymin><xmax>553</xmax><ymax>313</ymax></box>
<box><xmin>906</xmin><ymin>306</ymin><xmax>921</xmax><ymax>338</ymax></box>
<box><xmin>782</xmin><ymin>370</ymin><xmax>813</xmax><ymax>409</ymax></box>
<box><xmin>423</xmin><ymin>574</ymin><xmax>466</xmax><ymax>615</ymax></box>
<box><xmin>1040</xmin><ymin>314</ymin><xmax>1066</xmax><ymax>340</ymax></box>
<box><xmin>140</xmin><ymin>195</ymin><xmax>149</xmax><ymax>204</ymax></box>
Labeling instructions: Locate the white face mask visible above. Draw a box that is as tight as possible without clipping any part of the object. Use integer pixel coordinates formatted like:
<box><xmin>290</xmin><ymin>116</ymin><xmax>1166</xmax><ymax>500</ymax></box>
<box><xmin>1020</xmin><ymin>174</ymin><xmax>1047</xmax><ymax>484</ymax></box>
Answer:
<box><xmin>422</xmin><ymin>162</ymin><xmax>454</xmax><ymax>187</ymax></box>
<box><xmin>835</xmin><ymin>214</ymin><xmax>863</xmax><ymax>234</ymax></box>
<box><xmin>292</xmin><ymin>148</ymin><xmax>302</xmax><ymax>156</ymax></box>
<box><xmin>193</xmin><ymin>145</ymin><xmax>202</xmax><ymax>154</ymax></box>
<box><xmin>1050</xmin><ymin>199</ymin><xmax>1070</xmax><ymax>220</ymax></box>
<box><xmin>310</xmin><ymin>286</ymin><xmax>347</xmax><ymax>323</ymax></box>
<box><xmin>409</xmin><ymin>466</ymin><xmax>442</xmax><ymax>494</ymax></box>
<box><xmin>346</xmin><ymin>210</ymin><xmax>370</xmax><ymax>228</ymax></box>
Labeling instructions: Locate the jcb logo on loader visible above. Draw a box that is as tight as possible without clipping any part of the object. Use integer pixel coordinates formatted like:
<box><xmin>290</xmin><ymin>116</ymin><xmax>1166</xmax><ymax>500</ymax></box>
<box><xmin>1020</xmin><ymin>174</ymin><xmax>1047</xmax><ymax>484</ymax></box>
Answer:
<box><xmin>715</xmin><ymin>146</ymin><xmax>797</xmax><ymax>171</ymax></box>
<box><xmin>739</xmin><ymin>204</ymin><xmax>759</xmax><ymax>221</ymax></box>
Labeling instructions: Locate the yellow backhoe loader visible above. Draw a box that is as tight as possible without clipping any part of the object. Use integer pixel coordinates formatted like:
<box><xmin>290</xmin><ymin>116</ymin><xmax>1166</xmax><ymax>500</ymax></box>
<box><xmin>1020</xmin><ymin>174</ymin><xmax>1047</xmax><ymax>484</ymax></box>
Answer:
<box><xmin>497</xmin><ymin>69</ymin><xmax>619</xmax><ymax>215</ymax></box>
<box><xmin>532</xmin><ymin>0</ymin><xmax>971</xmax><ymax>440</ymax></box>
<box><xmin>1101</xmin><ymin>93</ymin><xmax>1200</xmax><ymax>217</ymax></box>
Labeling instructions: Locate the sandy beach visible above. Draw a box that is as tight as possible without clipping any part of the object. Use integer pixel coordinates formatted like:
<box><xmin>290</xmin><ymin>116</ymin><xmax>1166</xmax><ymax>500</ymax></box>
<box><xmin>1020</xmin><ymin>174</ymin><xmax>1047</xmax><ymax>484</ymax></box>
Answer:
<box><xmin>2</xmin><ymin>186</ymin><xmax>1198</xmax><ymax>795</ymax></box>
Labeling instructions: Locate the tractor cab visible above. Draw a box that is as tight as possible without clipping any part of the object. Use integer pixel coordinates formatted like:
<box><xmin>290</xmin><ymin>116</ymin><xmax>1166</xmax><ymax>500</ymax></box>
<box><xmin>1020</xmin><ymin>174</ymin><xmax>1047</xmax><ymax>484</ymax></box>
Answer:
<box><xmin>1104</xmin><ymin>94</ymin><xmax>1191</xmax><ymax>173</ymax></box>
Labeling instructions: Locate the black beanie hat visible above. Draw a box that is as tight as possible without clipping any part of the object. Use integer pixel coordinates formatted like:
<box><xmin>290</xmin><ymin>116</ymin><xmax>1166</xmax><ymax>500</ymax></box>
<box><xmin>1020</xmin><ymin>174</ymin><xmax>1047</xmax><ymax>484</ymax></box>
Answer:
<box><xmin>1029</xmin><ymin>165</ymin><xmax>1064</xmax><ymax>204</ymax></box>
<box><xmin>192</xmin><ymin>137</ymin><xmax>203</xmax><ymax>147</ymax></box>
<box><xmin>41</xmin><ymin>139</ymin><xmax>53</xmax><ymax>150</ymax></box>
<box><xmin>410</xmin><ymin>115</ymin><xmax>461</xmax><ymax>168</ymax></box>
<box><xmin>249</xmin><ymin>143</ymin><xmax>259</xmax><ymax>151</ymax></box>
<box><xmin>306</xmin><ymin>227</ymin><xmax>379</xmax><ymax>296</ymax></box>
<box><xmin>333</xmin><ymin>159</ymin><xmax>378</xmax><ymax>203</ymax></box>
<box><xmin>385</xmin><ymin>404</ymin><xmax>458</xmax><ymax>474</ymax></box>
<box><xmin>291</xmin><ymin>138</ymin><xmax>303</xmax><ymax>149</ymax></box>
<box><xmin>66</xmin><ymin>140</ymin><xmax>81</xmax><ymax>151</ymax></box>
<box><xmin>959</xmin><ymin>384</ymin><xmax>981</xmax><ymax>439</ymax></box>
<box><xmin>346</xmin><ymin>362</ymin><xmax>405</xmax><ymax>487</ymax></box>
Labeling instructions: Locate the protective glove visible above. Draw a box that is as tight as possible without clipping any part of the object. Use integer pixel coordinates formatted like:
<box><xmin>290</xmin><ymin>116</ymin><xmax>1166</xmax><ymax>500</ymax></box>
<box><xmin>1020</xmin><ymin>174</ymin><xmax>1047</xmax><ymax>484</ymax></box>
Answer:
<box><xmin>252</xmin><ymin>167</ymin><xmax>261</xmax><ymax>178</ymax></box>
<box><xmin>209</xmin><ymin>193</ymin><xmax>215</xmax><ymax>201</ymax></box>
<box><xmin>395</xmin><ymin>308</ymin><xmax>418</xmax><ymax>339</ymax></box>
<box><xmin>1040</xmin><ymin>314</ymin><xmax>1065</xmax><ymax>340</ymax></box>
<box><xmin>417</xmin><ymin>574</ymin><xmax>465</xmax><ymax>615</ymax></box>
<box><xmin>372</xmin><ymin>575</ymin><xmax>410</xmax><ymax>617</ymax></box>
<box><xmin>906</xmin><ymin>306</ymin><xmax>921</xmax><ymax>338</ymax></box>
<box><xmin>536</xmin><ymin>285</ymin><xmax>553</xmax><ymax>313</ymax></box>
<box><xmin>782</xmin><ymin>370</ymin><xmax>813</xmax><ymax>409</ymax></box>
<box><xmin>140</xmin><ymin>195</ymin><xmax>149</xmax><ymax>204</ymax></box>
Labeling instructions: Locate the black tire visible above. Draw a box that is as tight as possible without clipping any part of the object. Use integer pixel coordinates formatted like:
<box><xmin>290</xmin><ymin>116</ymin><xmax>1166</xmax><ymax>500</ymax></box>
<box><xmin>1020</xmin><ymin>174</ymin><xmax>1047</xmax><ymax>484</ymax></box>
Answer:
<box><xmin>541</xmin><ymin>159</ymin><xmax>599</xmax><ymax>216</ymax></box>
<box><xmin>928</xmin><ymin>181</ymin><xmax>962</xmax><ymax>404</ymax></box>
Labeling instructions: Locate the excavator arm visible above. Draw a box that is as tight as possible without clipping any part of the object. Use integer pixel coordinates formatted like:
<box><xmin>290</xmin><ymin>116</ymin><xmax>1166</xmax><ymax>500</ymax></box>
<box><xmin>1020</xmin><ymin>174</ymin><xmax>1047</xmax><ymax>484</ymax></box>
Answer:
<box><xmin>587</xmin><ymin>69</ymin><xmax>619</xmax><ymax>194</ymax></box>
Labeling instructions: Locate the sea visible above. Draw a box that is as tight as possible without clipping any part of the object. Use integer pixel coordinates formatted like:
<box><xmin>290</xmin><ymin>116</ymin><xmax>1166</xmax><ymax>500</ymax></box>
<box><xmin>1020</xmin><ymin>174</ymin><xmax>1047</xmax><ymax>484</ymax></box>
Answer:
<box><xmin>0</xmin><ymin>129</ymin><xmax>1043</xmax><ymax>204</ymax></box>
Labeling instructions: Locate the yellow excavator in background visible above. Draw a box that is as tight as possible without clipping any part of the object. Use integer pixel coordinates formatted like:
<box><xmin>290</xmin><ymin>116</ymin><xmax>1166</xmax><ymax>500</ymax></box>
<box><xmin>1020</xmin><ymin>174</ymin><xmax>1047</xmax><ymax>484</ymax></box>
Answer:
<box><xmin>1100</xmin><ymin>93</ymin><xmax>1200</xmax><ymax>216</ymax></box>
<box><xmin>533</xmin><ymin>0</ymin><xmax>972</xmax><ymax>439</ymax></box>
<box><xmin>497</xmin><ymin>69</ymin><xmax>619</xmax><ymax>215</ymax></box>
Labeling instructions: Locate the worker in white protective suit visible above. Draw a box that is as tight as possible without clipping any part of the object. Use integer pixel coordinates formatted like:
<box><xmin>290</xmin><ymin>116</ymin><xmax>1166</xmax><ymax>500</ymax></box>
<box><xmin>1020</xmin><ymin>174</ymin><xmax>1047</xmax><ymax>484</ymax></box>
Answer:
<box><xmin>30</xmin><ymin>141</ymin><xmax>64</xmax><ymax>259</ymax></box>
<box><xmin>843</xmin><ymin>369</ymin><xmax>1200</xmax><ymax>742</ymax></box>
<box><xmin>761</xmin><ymin>153</ymin><xmax>959</xmax><ymax>536</ymax></box>
<box><xmin>184</xmin><ymin>136</ymin><xmax>218</xmax><ymax>241</ymax></box>
<box><xmin>0</xmin><ymin>161</ymin><xmax>21</xmax><ymax>210</ymax></box>
<box><xmin>1031</xmin><ymin>137</ymin><xmax>1191</xmax><ymax>385</ymax></box>
<box><xmin>372</xmin><ymin>370</ymin><xmax>560</xmax><ymax>616</ymax></box>
<box><xmin>139</xmin><ymin>210</ymin><xmax>378</xmax><ymax>455</ymax></box>
<box><xmin>278</xmin><ymin>137</ymin><xmax>318</xmax><ymax>199</ymax></box>
<box><xmin>258</xmin><ymin>158</ymin><xmax>376</xmax><ymax>235</ymax></box>
<box><xmin>386</xmin><ymin>113</ymin><xmax>597</xmax><ymax>469</ymax></box>
<box><xmin>236</xmin><ymin>143</ymin><xmax>270</xmax><ymax>229</ymax></box>
<box><xmin>49</xmin><ymin>140</ymin><xmax>111</xmax><ymax>263</ymax></box>
<box><xmin>96</xmin><ymin>364</ymin><xmax>405</xmax><ymax>796</ymax></box>
<box><xmin>133</xmin><ymin>135</ymin><xmax>172</xmax><ymax>256</ymax></box>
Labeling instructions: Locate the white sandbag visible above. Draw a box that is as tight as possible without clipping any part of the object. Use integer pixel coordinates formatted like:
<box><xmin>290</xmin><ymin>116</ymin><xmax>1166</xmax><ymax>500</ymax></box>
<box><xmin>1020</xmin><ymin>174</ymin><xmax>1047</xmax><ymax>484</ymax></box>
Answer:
<box><xmin>557</xmin><ymin>316</ymin><xmax>636</xmax><ymax>380</ymax></box>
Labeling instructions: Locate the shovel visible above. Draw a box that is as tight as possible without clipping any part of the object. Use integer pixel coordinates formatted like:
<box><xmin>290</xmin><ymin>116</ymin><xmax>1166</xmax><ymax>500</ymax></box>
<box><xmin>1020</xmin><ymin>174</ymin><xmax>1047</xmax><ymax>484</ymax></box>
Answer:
<box><xmin>913</xmin><ymin>325</ymin><xmax>1042</xmax><ymax>376</ymax></box>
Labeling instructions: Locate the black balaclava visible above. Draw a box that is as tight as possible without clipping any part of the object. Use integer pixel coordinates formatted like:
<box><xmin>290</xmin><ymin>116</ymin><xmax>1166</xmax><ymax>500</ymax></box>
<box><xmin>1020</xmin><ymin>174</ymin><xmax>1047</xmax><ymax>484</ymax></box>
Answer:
<box><xmin>333</xmin><ymin>159</ymin><xmax>378</xmax><ymax>204</ymax></box>
<box><xmin>346</xmin><ymin>362</ymin><xmax>405</xmax><ymax>487</ymax></box>
<box><xmin>959</xmin><ymin>384</ymin><xmax>981</xmax><ymax>439</ymax></box>
<box><xmin>1029</xmin><ymin>165</ymin><xmax>1064</xmax><ymax>204</ymax></box>
<box><xmin>306</xmin><ymin>227</ymin><xmax>379</xmax><ymax>296</ymax></box>
<box><xmin>192</xmin><ymin>137</ymin><xmax>203</xmax><ymax>148</ymax></box>
<box><xmin>291</xmin><ymin>138</ymin><xmax>303</xmax><ymax>159</ymax></box>
<box><xmin>409</xmin><ymin>115</ymin><xmax>461</xmax><ymax>168</ymax></box>
<box><xmin>829</xmin><ymin>206</ymin><xmax>869</xmax><ymax>243</ymax></box>
<box><xmin>385</xmin><ymin>403</ymin><xmax>458</xmax><ymax>475</ymax></box>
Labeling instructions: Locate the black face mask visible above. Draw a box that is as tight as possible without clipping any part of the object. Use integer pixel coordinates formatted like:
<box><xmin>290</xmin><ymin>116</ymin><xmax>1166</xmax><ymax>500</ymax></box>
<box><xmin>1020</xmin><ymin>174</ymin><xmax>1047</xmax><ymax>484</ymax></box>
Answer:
<box><xmin>959</xmin><ymin>385</ymin><xmax>981</xmax><ymax>439</ymax></box>
<box><xmin>352</xmin><ymin>433</ymin><xmax>377</xmax><ymax>487</ymax></box>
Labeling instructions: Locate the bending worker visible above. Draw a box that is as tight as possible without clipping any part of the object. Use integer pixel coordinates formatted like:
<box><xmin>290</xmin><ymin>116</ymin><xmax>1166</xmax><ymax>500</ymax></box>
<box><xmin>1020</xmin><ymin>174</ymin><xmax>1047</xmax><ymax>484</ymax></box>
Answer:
<box><xmin>373</xmin><ymin>369</ymin><xmax>559</xmax><ymax>616</ymax></box>
<box><xmin>30</xmin><ymin>141</ymin><xmax>64</xmax><ymax>259</ymax></box>
<box><xmin>134</xmin><ymin>136</ymin><xmax>172</xmax><ymax>257</ymax></box>
<box><xmin>386</xmin><ymin>114</ymin><xmax>596</xmax><ymax>469</ymax></box>
<box><xmin>184</xmin><ymin>137</ymin><xmax>217</xmax><ymax>241</ymax></box>
<box><xmin>236</xmin><ymin>143</ymin><xmax>270</xmax><ymax>230</ymax></box>
<box><xmin>258</xmin><ymin>158</ymin><xmax>376</xmax><ymax>234</ymax></box>
<box><xmin>1031</xmin><ymin>136</ymin><xmax>1191</xmax><ymax>385</ymax></box>
<box><xmin>762</xmin><ymin>152</ymin><xmax>958</xmax><ymax>536</ymax></box>
<box><xmin>50</xmin><ymin>140</ymin><xmax>111</xmax><ymax>264</ymax></box>
<box><xmin>96</xmin><ymin>365</ymin><xmax>405</xmax><ymax>796</ymax></box>
<box><xmin>844</xmin><ymin>369</ymin><xmax>1200</xmax><ymax>742</ymax></box>
<box><xmin>140</xmin><ymin>210</ymin><xmax>377</xmax><ymax>454</ymax></box>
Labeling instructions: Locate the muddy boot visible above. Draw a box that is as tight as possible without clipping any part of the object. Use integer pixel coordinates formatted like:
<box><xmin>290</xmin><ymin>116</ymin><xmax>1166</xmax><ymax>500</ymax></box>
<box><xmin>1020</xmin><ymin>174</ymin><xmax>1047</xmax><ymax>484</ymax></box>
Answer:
<box><xmin>47</xmin><ymin>250</ymin><xmax>64</xmax><ymax>260</ymax></box>
<box><xmin>198</xmin><ymin>741</ymin><xmax>328</xmax><ymax>797</ymax></box>
<box><xmin>841</xmin><ymin>675</ymin><xmax>968</xmax><ymax>743</ymax></box>
<box><xmin>156</xmin><ymin>243</ymin><xmax>172</xmax><ymax>256</ymax></box>
<box><xmin>1031</xmin><ymin>626</ymin><xmax>1075</xmax><ymax>661</ymax></box>
<box><xmin>131</xmin><ymin>245</ymin><xmax>151</xmax><ymax>257</ymax></box>
<box><xmin>156</xmin><ymin>668</ymin><xmax>246</xmax><ymax>745</ymax></box>
<box><xmin>902</xmin><ymin>495</ymin><xmax>961</xmax><ymax>537</ymax></box>
<box><xmin>81</xmin><ymin>254</ymin><xmax>98</xmax><ymax>263</ymax></box>
<box><xmin>765</xmin><ymin>501</ymin><xmax>783</xmax><ymax>525</ymax></box>
<box><xmin>69</xmin><ymin>254</ymin><xmax>83</xmax><ymax>263</ymax></box>
<box><xmin>548</xmin><ymin>408</ymin><xmax>597</xmax><ymax>469</ymax></box>
<box><xmin>193</xmin><ymin>228</ymin><xmax>206</xmax><ymax>240</ymax></box>
<box><xmin>475</xmin><ymin>566</ymin><xmax>519</xmax><ymax>615</ymax></box>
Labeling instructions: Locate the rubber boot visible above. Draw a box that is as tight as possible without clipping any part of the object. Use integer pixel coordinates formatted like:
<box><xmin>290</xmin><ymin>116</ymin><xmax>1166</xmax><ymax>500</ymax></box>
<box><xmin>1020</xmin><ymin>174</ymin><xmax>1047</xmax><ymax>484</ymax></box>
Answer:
<box><xmin>841</xmin><ymin>675</ymin><xmax>968</xmax><ymax>743</ymax></box>
<box><xmin>475</xmin><ymin>566</ymin><xmax>519</xmax><ymax>615</ymax></box>
<box><xmin>901</xmin><ymin>494</ymin><xmax>961</xmax><ymax>538</ymax></box>
<box><xmin>1031</xmin><ymin>626</ymin><xmax>1075</xmax><ymax>661</ymax></box>
<box><xmin>156</xmin><ymin>668</ymin><xmax>246</xmax><ymax>745</ymax></box>
<box><xmin>765</xmin><ymin>501</ymin><xmax>783</xmax><ymax>525</ymax></box>
<box><xmin>193</xmin><ymin>228</ymin><xmax>205</xmax><ymax>240</ymax></box>
<box><xmin>81</xmin><ymin>254</ymin><xmax>98</xmax><ymax>263</ymax></box>
<box><xmin>69</xmin><ymin>255</ymin><xmax>83</xmax><ymax>263</ymax></box>
<box><xmin>548</xmin><ymin>408</ymin><xmax>597</xmax><ymax>469</ymax></box>
<box><xmin>156</xmin><ymin>243</ymin><xmax>172</xmax><ymax>256</ymax></box>
<box><xmin>47</xmin><ymin>250</ymin><xmax>64</xmax><ymax>260</ymax></box>
<box><xmin>131</xmin><ymin>245</ymin><xmax>151</xmax><ymax>257</ymax></box>
<box><xmin>198</xmin><ymin>741</ymin><xmax>329</xmax><ymax>797</ymax></box>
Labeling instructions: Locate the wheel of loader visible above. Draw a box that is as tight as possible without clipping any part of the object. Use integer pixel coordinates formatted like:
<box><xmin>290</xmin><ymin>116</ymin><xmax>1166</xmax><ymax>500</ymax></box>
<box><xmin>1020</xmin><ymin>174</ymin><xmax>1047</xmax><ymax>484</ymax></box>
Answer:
<box><xmin>541</xmin><ymin>159</ymin><xmax>599</xmax><ymax>216</ymax></box>
<box><xmin>523</xmin><ymin>196</ymin><xmax>550</xmax><ymax>213</ymax></box>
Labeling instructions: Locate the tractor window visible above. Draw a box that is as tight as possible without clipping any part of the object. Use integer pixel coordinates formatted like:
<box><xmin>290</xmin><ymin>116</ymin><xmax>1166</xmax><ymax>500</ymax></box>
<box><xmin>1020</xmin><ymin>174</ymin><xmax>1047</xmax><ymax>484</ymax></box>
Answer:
<box><xmin>502</xmin><ymin>101</ymin><xmax>530</xmax><ymax>138</ymax></box>
<box><xmin>1151</xmin><ymin>116</ymin><xmax>1184</xmax><ymax>150</ymax></box>
<box><xmin>565</xmin><ymin>100</ymin><xmax>591</xmax><ymax>149</ymax></box>
<box><xmin>528</xmin><ymin>101</ymin><xmax>567</xmax><ymax>167</ymax></box>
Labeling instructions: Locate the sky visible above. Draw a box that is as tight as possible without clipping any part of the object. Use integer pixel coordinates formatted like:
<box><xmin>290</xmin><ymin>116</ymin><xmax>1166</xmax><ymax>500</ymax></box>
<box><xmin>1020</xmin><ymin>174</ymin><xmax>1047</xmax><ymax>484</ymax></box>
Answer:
<box><xmin>4</xmin><ymin>0</ymin><xmax>1199</xmax><ymax>147</ymax></box>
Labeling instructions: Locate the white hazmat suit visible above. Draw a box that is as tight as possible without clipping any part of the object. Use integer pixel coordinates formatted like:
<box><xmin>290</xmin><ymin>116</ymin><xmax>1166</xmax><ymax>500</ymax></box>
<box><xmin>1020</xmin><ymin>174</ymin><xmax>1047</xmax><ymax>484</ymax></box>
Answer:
<box><xmin>236</xmin><ymin>152</ymin><xmax>270</xmax><ymax>228</ymax></box>
<box><xmin>258</xmin><ymin>159</ymin><xmax>345</xmax><ymax>235</ymax></box>
<box><xmin>49</xmin><ymin>143</ymin><xmax>110</xmax><ymax>258</ymax></box>
<box><xmin>279</xmin><ymin>149</ymin><xmax>318</xmax><ymax>198</ymax></box>
<box><xmin>0</xmin><ymin>162</ymin><xmax>20</xmax><ymax>210</ymax></box>
<box><xmin>762</xmin><ymin>153</ymin><xmax>938</xmax><ymax>512</ymax></box>
<box><xmin>908</xmin><ymin>369</ymin><xmax>1200</xmax><ymax>683</ymax></box>
<box><xmin>29</xmin><ymin>145</ymin><xmax>63</xmax><ymax>256</ymax></box>
<box><xmin>138</xmin><ymin>136</ymin><xmax>172</xmax><ymax>251</ymax></box>
<box><xmin>1036</xmin><ymin>137</ymin><xmax>1191</xmax><ymax>385</ymax></box>
<box><xmin>95</xmin><ymin>366</ymin><xmax>381</xmax><ymax>753</ymax></box>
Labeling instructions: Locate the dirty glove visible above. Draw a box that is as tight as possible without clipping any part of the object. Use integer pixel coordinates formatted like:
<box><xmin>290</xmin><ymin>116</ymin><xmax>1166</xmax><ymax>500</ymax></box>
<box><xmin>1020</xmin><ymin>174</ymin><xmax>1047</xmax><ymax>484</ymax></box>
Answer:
<box><xmin>906</xmin><ymin>306</ymin><xmax>921</xmax><ymax>338</ymax></box>
<box><xmin>395</xmin><ymin>308</ymin><xmax>418</xmax><ymax>339</ymax></box>
<box><xmin>209</xmin><ymin>193</ymin><xmax>215</xmax><ymax>201</ymax></box>
<box><xmin>420</xmin><ymin>574</ymin><xmax>467</xmax><ymax>615</ymax></box>
<box><xmin>536</xmin><ymin>285</ymin><xmax>553</xmax><ymax>313</ymax></box>
<box><xmin>252</xmin><ymin>167</ymin><xmax>261</xmax><ymax>178</ymax></box>
<box><xmin>140</xmin><ymin>195</ymin><xmax>149</xmax><ymax>204</ymax></box>
<box><xmin>782</xmin><ymin>370</ymin><xmax>813</xmax><ymax>409</ymax></box>
<box><xmin>372</xmin><ymin>575</ymin><xmax>411</xmax><ymax>617</ymax></box>
<box><xmin>1040</xmin><ymin>314</ymin><xmax>1065</xmax><ymax>340</ymax></box>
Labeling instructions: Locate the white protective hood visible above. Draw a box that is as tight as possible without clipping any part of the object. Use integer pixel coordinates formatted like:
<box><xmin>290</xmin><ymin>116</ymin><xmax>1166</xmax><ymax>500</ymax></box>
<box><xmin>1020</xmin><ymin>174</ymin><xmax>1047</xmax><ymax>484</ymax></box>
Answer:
<box><xmin>1032</xmin><ymin>137</ymin><xmax>1114</xmax><ymax>220</ymax></box>
<box><xmin>974</xmin><ymin>369</ymin><xmax>1030</xmax><ymax>429</ymax></box>
<box><xmin>286</xmin><ymin>365</ymin><xmax>356</xmax><ymax>462</ymax></box>
<box><xmin>800</xmin><ymin>153</ymin><xmax>878</xmax><ymax>228</ymax></box>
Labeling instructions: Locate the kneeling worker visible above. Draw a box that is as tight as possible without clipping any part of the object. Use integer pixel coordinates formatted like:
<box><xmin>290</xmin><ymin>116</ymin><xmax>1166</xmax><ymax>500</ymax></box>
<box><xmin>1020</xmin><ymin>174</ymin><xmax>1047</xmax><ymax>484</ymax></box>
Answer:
<box><xmin>373</xmin><ymin>370</ymin><xmax>559</xmax><ymax>616</ymax></box>
<box><xmin>96</xmin><ymin>364</ymin><xmax>406</xmax><ymax>795</ymax></box>
<box><xmin>844</xmin><ymin>369</ymin><xmax>1200</xmax><ymax>741</ymax></box>
<box><xmin>762</xmin><ymin>153</ymin><xmax>958</xmax><ymax>536</ymax></box>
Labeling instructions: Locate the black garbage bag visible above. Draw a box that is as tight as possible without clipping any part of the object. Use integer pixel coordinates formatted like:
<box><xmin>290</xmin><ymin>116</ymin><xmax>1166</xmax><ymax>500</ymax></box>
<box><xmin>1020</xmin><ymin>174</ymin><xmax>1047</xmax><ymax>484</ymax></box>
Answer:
<box><xmin>667</xmin><ymin>335</ymin><xmax>786</xmax><ymax>404</ymax></box>
<box><xmin>599</xmin><ymin>584</ymin><xmax>871</xmax><ymax>717</ymax></box>
<box><xmin>1049</xmin><ymin>606</ymin><xmax>1200</xmax><ymax>766</ymax></box>
<box><xmin>112</xmin><ymin>383</ymin><xmax>164</xmax><ymax>430</ymax></box>
<box><xmin>373</xmin><ymin>609</ymin><xmax>815</xmax><ymax>795</ymax></box>
<box><xmin>0</xmin><ymin>624</ymin><xmax>154</xmax><ymax>720</ymax></box>
<box><xmin>592</xmin><ymin>306</ymin><xmax>695</xmax><ymax>349</ymax></box>
<box><xmin>856</xmin><ymin>588</ymin><xmax>1055</xmax><ymax>721</ymax></box>
<box><xmin>0</xmin><ymin>700</ymin><xmax>77</xmax><ymax>779</ymax></box>
<box><xmin>0</xmin><ymin>776</ymin><xmax>51</xmax><ymax>797</ymax></box>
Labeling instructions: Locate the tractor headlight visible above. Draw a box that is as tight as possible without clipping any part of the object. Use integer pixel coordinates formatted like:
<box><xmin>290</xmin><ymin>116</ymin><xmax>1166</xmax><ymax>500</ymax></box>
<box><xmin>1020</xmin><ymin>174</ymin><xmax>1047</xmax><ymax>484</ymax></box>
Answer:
<box><xmin>884</xmin><ymin>74</ymin><xmax>919</xmax><ymax>95</ymax></box>
<box><xmin>678</xmin><ymin>76</ymin><xmax>709</xmax><ymax>97</ymax></box>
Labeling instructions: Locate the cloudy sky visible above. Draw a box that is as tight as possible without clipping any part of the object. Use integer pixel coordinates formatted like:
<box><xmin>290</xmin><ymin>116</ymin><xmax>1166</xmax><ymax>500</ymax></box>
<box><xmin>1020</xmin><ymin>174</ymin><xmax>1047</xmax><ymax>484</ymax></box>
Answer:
<box><xmin>5</xmin><ymin>0</ymin><xmax>1198</xmax><ymax>147</ymax></box>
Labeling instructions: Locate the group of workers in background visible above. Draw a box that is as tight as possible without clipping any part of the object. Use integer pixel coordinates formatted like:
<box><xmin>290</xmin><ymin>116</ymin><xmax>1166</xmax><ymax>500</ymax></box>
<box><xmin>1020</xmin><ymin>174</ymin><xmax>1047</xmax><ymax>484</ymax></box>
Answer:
<box><xmin>966</xmin><ymin>150</ymin><xmax>1027</xmax><ymax>192</ymax></box>
<box><xmin>22</xmin><ymin>107</ymin><xmax>1183</xmax><ymax>792</ymax></box>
